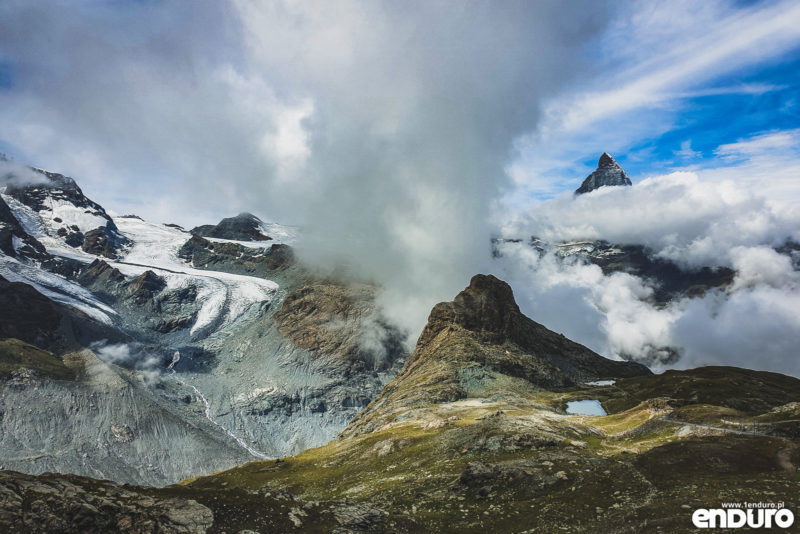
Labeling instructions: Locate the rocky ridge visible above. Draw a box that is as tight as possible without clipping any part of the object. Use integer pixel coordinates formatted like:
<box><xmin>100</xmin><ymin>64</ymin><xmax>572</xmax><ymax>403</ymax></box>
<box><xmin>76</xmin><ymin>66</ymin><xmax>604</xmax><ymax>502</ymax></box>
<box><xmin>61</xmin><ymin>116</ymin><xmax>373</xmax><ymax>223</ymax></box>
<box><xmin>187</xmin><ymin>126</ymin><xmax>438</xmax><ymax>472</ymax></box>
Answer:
<box><xmin>341</xmin><ymin>274</ymin><xmax>650</xmax><ymax>437</ymax></box>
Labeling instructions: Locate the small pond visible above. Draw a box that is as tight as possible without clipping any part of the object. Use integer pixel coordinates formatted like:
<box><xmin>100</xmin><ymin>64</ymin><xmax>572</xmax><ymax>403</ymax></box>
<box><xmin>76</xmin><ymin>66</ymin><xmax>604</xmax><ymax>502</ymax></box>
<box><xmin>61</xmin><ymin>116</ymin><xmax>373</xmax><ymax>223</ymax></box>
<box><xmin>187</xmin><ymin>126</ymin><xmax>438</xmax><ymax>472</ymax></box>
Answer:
<box><xmin>566</xmin><ymin>399</ymin><xmax>607</xmax><ymax>416</ymax></box>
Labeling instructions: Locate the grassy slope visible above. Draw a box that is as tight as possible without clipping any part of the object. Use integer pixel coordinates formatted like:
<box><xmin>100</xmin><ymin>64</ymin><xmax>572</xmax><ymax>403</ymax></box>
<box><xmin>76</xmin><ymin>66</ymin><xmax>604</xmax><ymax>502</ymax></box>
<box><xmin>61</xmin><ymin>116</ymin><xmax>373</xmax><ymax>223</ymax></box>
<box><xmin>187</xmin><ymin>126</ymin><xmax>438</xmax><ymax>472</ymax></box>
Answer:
<box><xmin>179</xmin><ymin>366</ymin><xmax>800</xmax><ymax>533</ymax></box>
<box><xmin>0</xmin><ymin>337</ymin><xmax>75</xmax><ymax>380</ymax></box>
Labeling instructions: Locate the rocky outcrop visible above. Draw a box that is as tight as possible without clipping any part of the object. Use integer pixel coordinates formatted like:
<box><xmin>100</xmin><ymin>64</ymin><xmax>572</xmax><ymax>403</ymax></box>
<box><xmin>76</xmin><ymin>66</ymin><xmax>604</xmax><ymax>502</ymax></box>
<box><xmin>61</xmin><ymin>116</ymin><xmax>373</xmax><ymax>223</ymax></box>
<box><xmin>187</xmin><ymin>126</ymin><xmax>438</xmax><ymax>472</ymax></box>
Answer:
<box><xmin>126</xmin><ymin>270</ymin><xmax>167</xmax><ymax>304</ymax></box>
<box><xmin>414</xmin><ymin>274</ymin><xmax>649</xmax><ymax>381</ymax></box>
<box><xmin>77</xmin><ymin>259</ymin><xmax>126</xmax><ymax>288</ymax></box>
<box><xmin>0</xmin><ymin>470</ymin><xmax>213</xmax><ymax>534</ymax></box>
<box><xmin>341</xmin><ymin>274</ymin><xmax>650</xmax><ymax>437</ymax></box>
<box><xmin>191</xmin><ymin>212</ymin><xmax>272</xmax><ymax>241</ymax></box>
<box><xmin>179</xmin><ymin>235</ymin><xmax>295</xmax><ymax>274</ymax></box>
<box><xmin>81</xmin><ymin>227</ymin><xmax>127</xmax><ymax>258</ymax></box>
<box><xmin>273</xmin><ymin>282</ymin><xmax>406</xmax><ymax>371</ymax></box>
<box><xmin>575</xmin><ymin>152</ymin><xmax>631</xmax><ymax>195</ymax></box>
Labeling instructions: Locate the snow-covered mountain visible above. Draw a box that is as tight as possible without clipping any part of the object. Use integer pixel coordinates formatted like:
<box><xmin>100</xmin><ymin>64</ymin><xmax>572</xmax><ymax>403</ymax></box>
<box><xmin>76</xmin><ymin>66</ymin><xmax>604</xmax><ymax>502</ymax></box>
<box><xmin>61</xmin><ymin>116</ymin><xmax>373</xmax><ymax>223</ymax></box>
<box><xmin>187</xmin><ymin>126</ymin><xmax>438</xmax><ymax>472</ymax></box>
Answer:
<box><xmin>0</xmin><ymin>160</ymin><xmax>407</xmax><ymax>485</ymax></box>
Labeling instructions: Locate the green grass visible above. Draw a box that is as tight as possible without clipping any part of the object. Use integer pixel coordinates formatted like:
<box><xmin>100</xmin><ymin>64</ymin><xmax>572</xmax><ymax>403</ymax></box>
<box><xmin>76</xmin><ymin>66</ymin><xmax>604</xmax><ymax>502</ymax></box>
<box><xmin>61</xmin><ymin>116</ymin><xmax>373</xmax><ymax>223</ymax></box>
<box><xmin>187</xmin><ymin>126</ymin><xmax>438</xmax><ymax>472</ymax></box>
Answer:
<box><xmin>174</xmin><ymin>365</ymin><xmax>800</xmax><ymax>532</ymax></box>
<box><xmin>603</xmin><ymin>366</ymin><xmax>800</xmax><ymax>415</ymax></box>
<box><xmin>0</xmin><ymin>338</ymin><xmax>74</xmax><ymax>380</ymax></box>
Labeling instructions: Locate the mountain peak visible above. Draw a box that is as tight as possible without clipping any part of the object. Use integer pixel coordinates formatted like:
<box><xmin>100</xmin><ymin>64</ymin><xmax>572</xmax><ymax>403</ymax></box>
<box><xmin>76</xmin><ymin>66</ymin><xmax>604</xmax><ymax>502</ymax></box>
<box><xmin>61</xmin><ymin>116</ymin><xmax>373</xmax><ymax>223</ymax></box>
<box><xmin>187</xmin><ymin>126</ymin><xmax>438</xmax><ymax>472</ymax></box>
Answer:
<box><xmin>340</xmin><ymin>274</ymin><xmax>651</xmax><ymax>437</ymax></box>
<box><xmin>418</xmin><ymin>274</ymin><xmax>524</xmax><ymax>350</ymax></box>
<box><xmin>598</xmin><ymin>152</ymin><xmax>617</xmax><ymax>168</ymax></box>
<box><xmin>236</xmin><ymin>212</ymin><xmax>262</xmax><ymax>222</ymax></box>
<box><xmin>450</xmin><ymin>274</ymin><xmax>519</xmax><ymax>331</ymax></box>
<box><xmin>575</xmin><ymin>152</ymin><xmax>632</xmax><ymax>195</ymax></box>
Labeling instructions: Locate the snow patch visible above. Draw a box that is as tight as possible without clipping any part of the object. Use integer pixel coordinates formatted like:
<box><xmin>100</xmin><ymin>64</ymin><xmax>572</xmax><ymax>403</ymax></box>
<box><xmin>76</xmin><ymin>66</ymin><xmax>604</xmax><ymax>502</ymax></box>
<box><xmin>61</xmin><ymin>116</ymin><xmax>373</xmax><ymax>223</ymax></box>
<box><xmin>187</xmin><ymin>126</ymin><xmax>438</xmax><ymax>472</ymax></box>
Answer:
<box><xmin>46</xmin><ymin>198</ymin><xmax>108</xmax><ymax>234</ymax></box>
<box><xmin>112</xmin><ymin>216</ymin><xmax>279</xmax><ymax>337</ymax></box>
<box><xmin>585</xmin><ymin>380</ymin><xmax>616</xmax><ymax>386</ymax></box>
<box><xmin>10</xmin><ymin>235</ymin><xmax>24</xmax><ymax>253</ymax></box>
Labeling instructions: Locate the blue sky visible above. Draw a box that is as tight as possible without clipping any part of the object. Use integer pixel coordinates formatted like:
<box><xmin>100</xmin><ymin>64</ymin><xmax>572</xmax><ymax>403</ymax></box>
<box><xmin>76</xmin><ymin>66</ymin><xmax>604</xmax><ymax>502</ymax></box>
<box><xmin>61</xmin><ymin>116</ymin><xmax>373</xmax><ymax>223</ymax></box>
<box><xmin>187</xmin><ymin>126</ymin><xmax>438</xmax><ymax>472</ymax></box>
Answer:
<box><xmin>505</xmin><ymin>0</ymin><xmax>800</xmax><ymax>207</ymax></box>
<box><xmin>1</xmin><ymin>0</ymin><xmax>799</xmax><ymax>223</ymax></box>
<box><xmin>618</xmin><ymin>57</ymin><xmax>800</xmax><ymax>178</ymax></box>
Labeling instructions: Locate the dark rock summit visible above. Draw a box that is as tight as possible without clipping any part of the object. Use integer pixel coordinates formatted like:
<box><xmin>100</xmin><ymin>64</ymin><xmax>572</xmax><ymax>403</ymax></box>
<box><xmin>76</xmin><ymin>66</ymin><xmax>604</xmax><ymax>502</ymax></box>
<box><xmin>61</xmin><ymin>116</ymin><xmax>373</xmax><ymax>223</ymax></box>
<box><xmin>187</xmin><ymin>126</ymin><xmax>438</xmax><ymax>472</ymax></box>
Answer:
<box><xmin>191</xmin><ymin>212</ymin><xmax>272</xmax><ymax>241</ymax></box>
<box><xmin>575</xmin><ymin>152</ymin><xmax>632</xmax><ymax>195</ymax></box>
<box><xmin>418</xmin><ymin>274</ymin><xmax>650</xmax><ymax>381</ymax></box>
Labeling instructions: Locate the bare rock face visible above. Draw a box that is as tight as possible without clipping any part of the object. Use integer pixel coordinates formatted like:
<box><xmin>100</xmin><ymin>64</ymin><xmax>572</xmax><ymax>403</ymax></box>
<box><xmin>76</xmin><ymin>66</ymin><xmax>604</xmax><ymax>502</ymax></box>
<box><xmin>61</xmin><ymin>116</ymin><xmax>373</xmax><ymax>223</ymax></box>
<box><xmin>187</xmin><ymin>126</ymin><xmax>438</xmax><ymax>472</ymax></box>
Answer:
<box><xmin>126</xmin><ymin>270</ymin><xmax>167</xmax><ymax>304</ymax></box>
<box><xmin>575</xmin><ymin>152</ymin><xmax>632</xmax><ymax>195</ymax></box>
<box><xmin>178</xmin><ymin>234</ymin><xmax>295</xmax><ymax>274</ymax></box>
<box><xmin>77</xmin><ymin>259</ymin><xmax>126</xmax><ymax>288</ymax></box>
<box><xmin>273</xmin><ymin>282</ymin><xmax>406</xmax><ymax>372</ymax></box>
<box><xmin>82</xmin><ymin>227</ymin><xmax>127</xmax><ymax>258</ymax></box>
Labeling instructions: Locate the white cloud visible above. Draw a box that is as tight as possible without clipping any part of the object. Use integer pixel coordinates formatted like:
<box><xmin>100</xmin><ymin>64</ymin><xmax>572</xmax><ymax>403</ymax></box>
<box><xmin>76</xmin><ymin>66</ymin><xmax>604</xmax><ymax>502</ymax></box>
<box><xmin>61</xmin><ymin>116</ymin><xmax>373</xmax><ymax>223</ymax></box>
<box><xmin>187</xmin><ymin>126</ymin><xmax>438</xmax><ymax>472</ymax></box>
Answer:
<box><xmin>506</xmin><ymin>0</ymin><xmax>800</xmax><ymax>201</ymax></box>
<box><xmin>715</xmin><ymin>130</ymin><xmax>799</xmax><ymax>159</ymax></box>
<box><xmin>0</xmin><ymin>158</ymin><xmax>48</xmax><ymax>190</ymax></box>
<box><xmin>685</xmin><ymin>129</ymin><xmax>800</xmax><ymax>205</ymax></box>
<box><xmin>547</xmin><ymin>0</ymin><xmax>800</xmax><ymax>135</ymax></box>
<box><xmin>504</xmin><ymin>170</ymin><xmax>800</xmax><ymax>269</ymax></box>
<box><xmin>729</xmin><ymin>246</ymin><xmax>799</xmax><ymax>291</ymax></box>
<box><xmin>494</xmin><ymin>170</ymin><xmax>800</xmax><ymax>376</ymax></box>
<box><xmin>674</xmin><ymin>140</ymin><xmax>701</xmax><ymax>160</ymax></box>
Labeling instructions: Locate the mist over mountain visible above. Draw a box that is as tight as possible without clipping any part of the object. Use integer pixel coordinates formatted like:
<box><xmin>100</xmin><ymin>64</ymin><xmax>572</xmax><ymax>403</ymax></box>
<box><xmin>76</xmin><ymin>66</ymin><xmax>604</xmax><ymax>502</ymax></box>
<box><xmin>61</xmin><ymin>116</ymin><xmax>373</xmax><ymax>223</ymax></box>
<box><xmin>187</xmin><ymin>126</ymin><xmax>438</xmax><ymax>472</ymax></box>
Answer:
<box><xmin>496</xmin><ymin>157</ymin><xmax>800</xmax><ymax>376</ymax></box>
<box><xmin>2</xmin><ymin>1</ymin><xmax>799</xmax><ymax>368</ymax></box>
<box><xmin>1</xmin><ymin>2</ymin><xmax>800</xmax><ymax>531</ymax></box>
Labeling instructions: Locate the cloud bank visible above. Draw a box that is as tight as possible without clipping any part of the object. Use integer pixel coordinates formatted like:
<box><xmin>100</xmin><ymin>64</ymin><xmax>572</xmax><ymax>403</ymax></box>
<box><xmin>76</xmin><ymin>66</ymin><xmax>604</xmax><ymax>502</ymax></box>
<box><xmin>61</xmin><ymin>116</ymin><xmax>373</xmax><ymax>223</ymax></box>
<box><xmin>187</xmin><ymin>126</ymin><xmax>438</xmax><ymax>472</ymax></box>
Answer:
<box><xmin>1</xmin><ymin>1</ymin><xmax>799</xmax><ymax>374</ymax></box>
<box><xmin>495</xmin><ymin>172</ymin><xmax>800</xmax><ymax>376</ymax></box>
<box><xmin>0</xmin><ymin>0</ymin><xmax>616</xmax><ymax>338</ymax></box>
<box><xmin>0</xmin><ymin>158</ymin><xmax>48</xmax><ymax>190</ymax></box>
